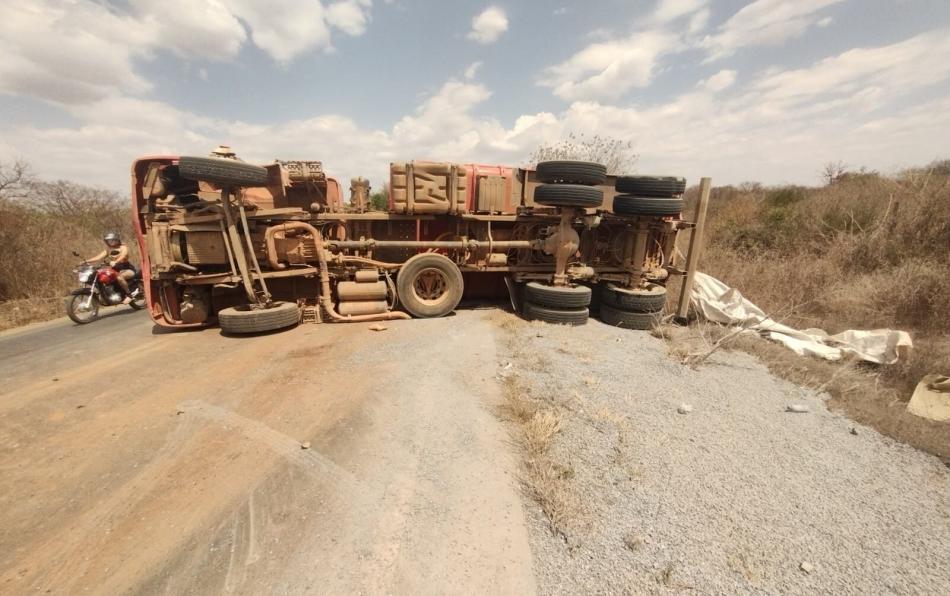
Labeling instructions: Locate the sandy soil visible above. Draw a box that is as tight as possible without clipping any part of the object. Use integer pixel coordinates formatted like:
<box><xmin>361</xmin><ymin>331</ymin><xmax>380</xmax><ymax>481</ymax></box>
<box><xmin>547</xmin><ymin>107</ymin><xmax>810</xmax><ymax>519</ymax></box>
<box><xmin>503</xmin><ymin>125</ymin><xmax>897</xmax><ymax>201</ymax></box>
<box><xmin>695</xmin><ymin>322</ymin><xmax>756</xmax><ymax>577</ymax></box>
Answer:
<box><xmin>3</xmin><ymin>305</ymin><xmax>947</xmax><ymax>595</ymax></box>
<box><xmin>0</xmin><ymin>308</ymin><xmax>534</xmax><ymax>594</ymax></box>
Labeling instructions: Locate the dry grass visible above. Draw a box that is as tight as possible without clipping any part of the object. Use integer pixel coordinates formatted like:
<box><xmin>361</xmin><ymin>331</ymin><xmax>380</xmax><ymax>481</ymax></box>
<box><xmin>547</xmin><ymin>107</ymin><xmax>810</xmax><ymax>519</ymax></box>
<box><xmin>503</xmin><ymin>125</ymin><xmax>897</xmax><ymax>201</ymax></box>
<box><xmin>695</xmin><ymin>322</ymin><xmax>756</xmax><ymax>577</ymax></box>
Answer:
<box><xmin>498</xmin><ymin>372</ymin><xmax>579</xmax><ymax>539</ymax></box>
<box><xmin>673</xmin><ymin>162</ymin><xmax>950</xmax><ymax>461</ymax></box>
<box><xmin>0</xmin><ymin>297</ymin><xmax>63</xmax><ymax>331</ymax></box>
<box><xmin>0</xmin><ymin>170</ymin><xmax>135</xmax><ymax>330</ymax></box>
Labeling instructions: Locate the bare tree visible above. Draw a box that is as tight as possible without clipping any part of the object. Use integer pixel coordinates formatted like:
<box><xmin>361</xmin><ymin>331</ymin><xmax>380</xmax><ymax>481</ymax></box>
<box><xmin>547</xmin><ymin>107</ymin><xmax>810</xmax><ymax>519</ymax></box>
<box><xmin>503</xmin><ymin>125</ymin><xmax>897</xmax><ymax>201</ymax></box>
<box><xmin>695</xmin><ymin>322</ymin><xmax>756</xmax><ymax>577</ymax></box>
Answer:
<box><xmin>0</xmin><ymin>159</ymin><xmax>34</xmax><ymax>199</ymax></box>
<box><xmin>820</xmin><ymin>160</ymin><xmax>849</xmax><ymax>186</ymax></box>
<box><xmin>530</xmin><ymin>133</ymin><xmax>638</xmax><ymax>175</ymax></box>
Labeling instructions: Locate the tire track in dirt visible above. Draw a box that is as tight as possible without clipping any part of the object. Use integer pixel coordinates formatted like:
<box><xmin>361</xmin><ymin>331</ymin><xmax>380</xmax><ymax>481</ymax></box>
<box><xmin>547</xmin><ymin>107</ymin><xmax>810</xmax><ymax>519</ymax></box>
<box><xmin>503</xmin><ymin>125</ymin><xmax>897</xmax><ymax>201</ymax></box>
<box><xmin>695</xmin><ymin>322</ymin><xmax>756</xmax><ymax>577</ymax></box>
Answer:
<box><xmin>0</xmin><ymin>324</ymin><xmax>369</xmax><ymax>594</ymax></box>
<box><xmin>1</xmin><ymin>313</ymin><xmax>537</xmax><ymax>595</ymax></box>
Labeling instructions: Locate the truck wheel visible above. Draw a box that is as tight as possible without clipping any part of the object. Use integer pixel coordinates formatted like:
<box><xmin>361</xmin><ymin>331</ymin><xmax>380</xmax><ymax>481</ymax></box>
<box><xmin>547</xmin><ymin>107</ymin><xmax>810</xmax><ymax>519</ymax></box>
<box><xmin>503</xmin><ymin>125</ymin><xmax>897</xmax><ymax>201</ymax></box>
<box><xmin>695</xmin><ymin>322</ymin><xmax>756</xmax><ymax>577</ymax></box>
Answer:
<box><xmin>523</xmin><ymin>302</ymin><xmax>589</xmax><ymax>326</ymax></box>
<box><xmin>396</xmin><ymin>253</ymin><xmax>464</xmax><ymax>318</ymax></box>
<box><xmin>178</xmin><ymin>156</ymin><xmax>270</xmax><ymax>187</ymax></box>
<box><xmin>612</xmin><ymin>195</ymin><xmax>684</xmax><ymax>217</ymax></box>
<box><xmin>218</xmin><ymin>301</ymin><xmax>300</xmax><ymax>334</ymax></box>
<box><xmin>615</xmin><ymin>176</ymin><xmax>686</xmax><ymax>197</ymax></box>
<box><xmin>601</xmin><ymin>282</ymin><xmax>667</xmax><ymax>313</ymax></box>
<box><xmin>524</xmin><ymin>282</ymin><xmax>591</xmax><ymax>308</ymax></box>
<box><xmin>534</xmin><ymin>184</ymin><xmax>603</xmax><ymax>208</ymax></box>
<box><xmin>536</xmin><ymin>160</ymin><xmax>607</xmax><ymax>185</ymax></box>
<box><xmin>599</xmin><ymin>303</ymin><xmax>660</xmax><ymax>330</ymax></box>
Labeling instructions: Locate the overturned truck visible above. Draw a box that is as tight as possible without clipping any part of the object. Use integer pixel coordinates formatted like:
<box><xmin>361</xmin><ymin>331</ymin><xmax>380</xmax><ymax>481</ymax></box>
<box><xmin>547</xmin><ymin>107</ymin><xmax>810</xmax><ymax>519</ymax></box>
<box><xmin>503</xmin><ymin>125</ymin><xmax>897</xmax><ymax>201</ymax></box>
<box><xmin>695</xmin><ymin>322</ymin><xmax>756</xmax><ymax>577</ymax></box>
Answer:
<box><xmin>131</xmin><ymin>151</ymin><xmax>701</xmax><ymax>334</ymax></box>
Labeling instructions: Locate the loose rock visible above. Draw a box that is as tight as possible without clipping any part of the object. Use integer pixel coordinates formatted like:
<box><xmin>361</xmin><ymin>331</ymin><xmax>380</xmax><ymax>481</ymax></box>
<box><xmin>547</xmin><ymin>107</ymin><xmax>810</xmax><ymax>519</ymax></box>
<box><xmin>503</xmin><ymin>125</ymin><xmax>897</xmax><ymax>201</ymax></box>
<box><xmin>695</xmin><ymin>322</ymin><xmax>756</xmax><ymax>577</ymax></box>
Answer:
<box><xmin>786</xmin><ymin>404</ymin><xmax>810</xmax><ymax>413</ymax></box>
<box><xmin>677</xmin><ymin>404</ymin><xmax>693</xmax><ymax>414</ymax></box>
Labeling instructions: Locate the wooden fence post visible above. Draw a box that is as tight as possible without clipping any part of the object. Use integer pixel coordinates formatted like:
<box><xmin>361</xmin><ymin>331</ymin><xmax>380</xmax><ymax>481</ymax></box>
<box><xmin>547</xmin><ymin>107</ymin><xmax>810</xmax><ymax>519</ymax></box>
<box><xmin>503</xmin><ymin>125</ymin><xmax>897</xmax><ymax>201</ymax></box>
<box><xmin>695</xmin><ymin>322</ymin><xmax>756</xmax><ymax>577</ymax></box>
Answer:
<box><xmin>675</xmin><ymin>177</ymin><xmax>711</xmax><ymax>322</ymax></box>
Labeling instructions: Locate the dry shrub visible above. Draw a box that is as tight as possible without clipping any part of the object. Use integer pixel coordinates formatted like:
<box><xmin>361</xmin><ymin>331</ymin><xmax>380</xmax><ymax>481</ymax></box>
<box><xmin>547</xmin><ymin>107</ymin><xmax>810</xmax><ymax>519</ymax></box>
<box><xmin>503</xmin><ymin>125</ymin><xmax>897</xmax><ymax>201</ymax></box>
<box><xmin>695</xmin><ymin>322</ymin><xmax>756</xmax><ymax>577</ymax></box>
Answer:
<box><xmin>0</xmin><ymin>297</ymin><xmax>63</xmax><ymax>331</ymax></box>
<box><xmin>523</xmin><ymin>409</ymin><xmax>564</xmax><ymax>456</ymax></box>
<box><xmin>524</xmin><ymin>458</ymin><xmax>578</xmax><ymax>538</ymax></box>
<box><xmin>690</xmin><ymin>163</ymin><xmax>950</xmax><ymax>459</ymax></box>
<box><xmin>530</xmin><ymin>133</ymin><xmax>637</xmax><ymax>175</ymax></box>
<box><xmin>0</xmin><ymin>166</ymin><xmax>135</xmax><ymax>329</ymax></box>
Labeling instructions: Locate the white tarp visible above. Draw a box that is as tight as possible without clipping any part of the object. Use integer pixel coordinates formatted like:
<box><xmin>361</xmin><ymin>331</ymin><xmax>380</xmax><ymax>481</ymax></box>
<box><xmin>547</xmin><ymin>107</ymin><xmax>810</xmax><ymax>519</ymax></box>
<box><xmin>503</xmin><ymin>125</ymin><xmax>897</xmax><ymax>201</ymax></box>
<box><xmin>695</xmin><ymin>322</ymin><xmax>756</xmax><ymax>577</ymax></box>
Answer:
<box><xmin>690</xmin><ymin>272</ymin><xmax>913</xmax><ymax>364</ymax></box>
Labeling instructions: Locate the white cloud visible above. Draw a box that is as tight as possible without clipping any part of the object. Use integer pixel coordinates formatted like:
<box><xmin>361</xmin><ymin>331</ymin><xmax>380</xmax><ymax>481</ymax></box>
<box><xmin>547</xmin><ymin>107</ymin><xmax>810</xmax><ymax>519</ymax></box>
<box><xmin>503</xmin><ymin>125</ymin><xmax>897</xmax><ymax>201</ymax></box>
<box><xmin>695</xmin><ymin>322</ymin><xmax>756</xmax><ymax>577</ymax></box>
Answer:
<box><xmin>132</xmin><ymin>0</ymin><xmax>247</xmax><ymax>61</ymax></box>
<box><xmin>702</xmin><ymin>0</ymin><xmax>844</xmax><ymax>61</ymax></box>
<box><xmin>464</xmin><ymin>61</ymin><xmax>483</xmax><ymax>80</ymax></box>
<box><xmin>0</xmin><ymin>0</ymin><xmax>375</xmax><ymax>106</ymax></box>
<box><xmin>745</xmin><ymin>29</ymin><xmax>950</xmax><ymax>112</ymax></box>
<box><xmin>699</xmin><ymin>69</ymin><xmax>737</xmax><ymax>92</ymax></box>
<box><xmin>223</xmin><ymin>0</ymin><xmax>332</xmax><ymax>63</ymax></box>
<box><xmin>539</xmin><ymin>0</ymin><xmax>713</xmax><ymax>103</ymax></box>
<box><xmin>4</xmin><ymin>30</ymin><xmax>950</xmax><ymax>191</ymax></box>
<box><xmin>0</xmin><ymin>1</ymin><xmax>152</xmax><ymax>104</ymax></box>
<box><xmin>467</xmin><ymin>6</ymin><xmax>509</xmax><ymax>44</ymax></box>
<box><xmin>650</xmin><ymin>0</ymin><xmax>709</xmax><ymax>24</ymax></box>
<box><xmin>687</xmin><ymin>8</ymin><xmax>711</xmax><ymax>34</ymax></box>
<box><xmin>538</xmin><ymin>31</ymin><xmax>681</xmax><ymax>101</ymax></box>
<box><xmin>326</xmin><ymin>0</ymin><xmax>374</xmax><ymax>36</ymax></box>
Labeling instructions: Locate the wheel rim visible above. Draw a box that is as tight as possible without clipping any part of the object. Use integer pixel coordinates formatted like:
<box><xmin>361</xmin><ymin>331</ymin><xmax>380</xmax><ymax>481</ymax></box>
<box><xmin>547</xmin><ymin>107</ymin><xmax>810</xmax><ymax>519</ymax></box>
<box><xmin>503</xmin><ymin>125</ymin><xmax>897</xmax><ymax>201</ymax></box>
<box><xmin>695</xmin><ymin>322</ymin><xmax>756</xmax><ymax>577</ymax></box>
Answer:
<box><xmin>412</xmin><ymin>268</ymin><xmax>450</xmax><ymax>306</ymax></box>
<box><xmin>131</xmin><ymin>297</ymin><xmax>147</xmax><ymax>309</ymax></box>
<box><xmin>71</xmin><ymin>295</ymin><xmax>98</xmax><ymax>322</ymax></box>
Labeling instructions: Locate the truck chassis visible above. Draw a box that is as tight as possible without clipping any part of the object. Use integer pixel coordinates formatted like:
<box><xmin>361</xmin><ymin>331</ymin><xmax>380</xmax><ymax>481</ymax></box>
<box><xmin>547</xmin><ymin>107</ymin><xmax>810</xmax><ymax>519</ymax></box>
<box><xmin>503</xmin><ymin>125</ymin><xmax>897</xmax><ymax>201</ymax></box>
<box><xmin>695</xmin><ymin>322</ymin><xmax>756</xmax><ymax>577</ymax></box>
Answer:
<box><xmin>131</xmin><ymin>154</ymin><xmax>705</xmax><ymax>333</ymax></box>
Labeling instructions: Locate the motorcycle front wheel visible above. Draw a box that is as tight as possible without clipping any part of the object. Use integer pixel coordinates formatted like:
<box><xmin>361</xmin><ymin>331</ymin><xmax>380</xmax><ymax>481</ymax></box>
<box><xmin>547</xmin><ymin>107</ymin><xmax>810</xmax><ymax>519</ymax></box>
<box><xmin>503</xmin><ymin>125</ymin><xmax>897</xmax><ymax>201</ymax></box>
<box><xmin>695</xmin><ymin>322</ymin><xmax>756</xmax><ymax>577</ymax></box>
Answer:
<box><xmin>66</xmin><ymin>293</ymin><xmax>100</xmax><ymax>324</ymax></box>
<box><xmin>129</xmin><ymin>295</ymin><xmax>146</xmax><ymax>310</ymax></box>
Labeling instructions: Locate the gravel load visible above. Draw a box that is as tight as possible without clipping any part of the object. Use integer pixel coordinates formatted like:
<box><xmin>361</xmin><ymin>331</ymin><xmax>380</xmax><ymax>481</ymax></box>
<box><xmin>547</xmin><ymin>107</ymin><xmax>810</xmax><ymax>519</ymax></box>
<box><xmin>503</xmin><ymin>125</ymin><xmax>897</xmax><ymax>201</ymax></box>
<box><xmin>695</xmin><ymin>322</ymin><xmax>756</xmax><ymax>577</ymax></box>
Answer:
<box><xmin>493</xmin><ymin>311</ymin><xmax>950</xmax><ymax>595</ymax></box>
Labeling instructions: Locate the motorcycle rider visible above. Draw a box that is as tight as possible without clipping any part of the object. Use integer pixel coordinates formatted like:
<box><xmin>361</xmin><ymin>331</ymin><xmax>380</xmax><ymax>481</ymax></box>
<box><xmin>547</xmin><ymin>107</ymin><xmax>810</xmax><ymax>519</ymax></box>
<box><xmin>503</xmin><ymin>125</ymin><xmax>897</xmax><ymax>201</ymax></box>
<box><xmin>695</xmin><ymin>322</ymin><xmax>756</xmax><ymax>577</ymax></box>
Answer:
<box><xmin>83</xmin><ymin>232</ymin><xmax>138</xmax><ymax>299</ymax></box>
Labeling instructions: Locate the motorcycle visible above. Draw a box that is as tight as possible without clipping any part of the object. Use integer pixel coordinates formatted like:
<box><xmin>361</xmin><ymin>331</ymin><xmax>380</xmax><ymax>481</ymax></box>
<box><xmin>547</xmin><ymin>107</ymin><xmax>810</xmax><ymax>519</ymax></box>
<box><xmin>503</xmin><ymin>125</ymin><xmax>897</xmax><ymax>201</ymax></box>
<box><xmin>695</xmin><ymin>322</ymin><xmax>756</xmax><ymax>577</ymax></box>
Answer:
<box><xmin>66</xmin><ymin>252</ymin><xmax>146</xmax><ymax>324</ymax></box>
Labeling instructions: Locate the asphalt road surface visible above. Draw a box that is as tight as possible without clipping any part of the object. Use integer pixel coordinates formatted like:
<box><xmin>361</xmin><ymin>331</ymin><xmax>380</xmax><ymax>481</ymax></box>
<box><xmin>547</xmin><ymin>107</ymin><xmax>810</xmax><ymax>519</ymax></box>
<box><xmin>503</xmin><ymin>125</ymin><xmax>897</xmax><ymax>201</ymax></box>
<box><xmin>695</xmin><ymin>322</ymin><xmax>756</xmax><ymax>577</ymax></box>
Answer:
<box><xmin>0</xmin><ymin>307</ymin><xmax>535</xmax><ymax>594</ymax></box>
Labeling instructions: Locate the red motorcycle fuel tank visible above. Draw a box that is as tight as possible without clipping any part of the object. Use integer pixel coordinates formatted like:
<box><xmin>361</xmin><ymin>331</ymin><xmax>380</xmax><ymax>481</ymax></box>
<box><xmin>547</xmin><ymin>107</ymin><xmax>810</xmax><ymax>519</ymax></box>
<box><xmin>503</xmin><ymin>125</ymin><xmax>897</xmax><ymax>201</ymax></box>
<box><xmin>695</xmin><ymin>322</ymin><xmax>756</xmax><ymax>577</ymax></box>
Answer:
<box><xmin>97</xmin><ymin>267</ymin><xmax>118</xmax><ymax>284</ymax></box>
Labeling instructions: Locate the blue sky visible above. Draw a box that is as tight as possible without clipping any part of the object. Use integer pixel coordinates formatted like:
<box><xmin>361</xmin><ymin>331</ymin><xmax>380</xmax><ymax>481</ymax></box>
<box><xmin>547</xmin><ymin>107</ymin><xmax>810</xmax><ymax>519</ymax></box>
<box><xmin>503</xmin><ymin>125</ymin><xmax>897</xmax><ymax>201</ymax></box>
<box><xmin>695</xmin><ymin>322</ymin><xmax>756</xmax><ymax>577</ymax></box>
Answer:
<box><xmin>2</xmin><ymin>0</ymin><xmax>949</xmax><ymax>191</ymax></box>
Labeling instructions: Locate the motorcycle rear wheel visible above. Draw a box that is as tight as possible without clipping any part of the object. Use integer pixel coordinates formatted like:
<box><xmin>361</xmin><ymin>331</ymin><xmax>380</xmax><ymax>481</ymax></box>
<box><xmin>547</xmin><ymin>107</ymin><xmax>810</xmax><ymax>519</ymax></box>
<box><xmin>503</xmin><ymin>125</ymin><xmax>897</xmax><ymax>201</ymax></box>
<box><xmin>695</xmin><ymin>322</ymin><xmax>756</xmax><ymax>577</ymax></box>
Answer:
<box><xmin>66</xmin><ymin>293</ymin><xmax>100</xmax><ymax>324</ymax></box>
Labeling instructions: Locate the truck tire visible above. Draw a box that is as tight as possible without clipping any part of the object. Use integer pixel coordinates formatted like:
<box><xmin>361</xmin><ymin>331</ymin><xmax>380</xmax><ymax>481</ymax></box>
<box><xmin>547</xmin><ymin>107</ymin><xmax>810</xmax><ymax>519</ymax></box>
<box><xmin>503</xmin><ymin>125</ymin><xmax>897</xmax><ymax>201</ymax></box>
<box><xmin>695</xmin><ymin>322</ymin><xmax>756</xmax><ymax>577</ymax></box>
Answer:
<box><xmin>612</xmin><ymin>195</ymin><xmax>684</xmax><ymax>217</ymax></box>
<box><xmin>218</xmin><ymin>301</ymin><xmax>300</xmax><ymax>334</ymax></box>
<box><xmin>615</xmin><ymin>176</ymin><xmax>686</xmax><ymax>197</ymax></box>
<box><xmin>396</xmin><ymin>253</ymin><xmax>464</xmax><ymax>318</ymax></box>
<box><xmin>534</xmin><ymin>184</ymin><xmax>603</xmax><ymax>208</ymax></box>
<box><xmin>536</xmin><ymin>160</ymin><xmax>607</xmax><ymax>185</ymax></box>
<box><xmin>178</xmin><ymin>156</ymin><xmax>270</xmax><ymax>187</ymax></box>
<box><xmin>524</xmin><ymin>282</ymin><xmax>591</xmax><ymax>308</ymax></box>
<box><xmin>599</xmin><ymin>304</ymin><xmax>660</xmax><ymax>330</ymax></box>
<box><xmin>601</xmin><ymin>282</ymin><xmax>667</xmax><ymax>313</ymax></box>
<box><xmin>523</xmin><ymin>302</ymin><xmax>589</xmax><ymax>326</ymax></box>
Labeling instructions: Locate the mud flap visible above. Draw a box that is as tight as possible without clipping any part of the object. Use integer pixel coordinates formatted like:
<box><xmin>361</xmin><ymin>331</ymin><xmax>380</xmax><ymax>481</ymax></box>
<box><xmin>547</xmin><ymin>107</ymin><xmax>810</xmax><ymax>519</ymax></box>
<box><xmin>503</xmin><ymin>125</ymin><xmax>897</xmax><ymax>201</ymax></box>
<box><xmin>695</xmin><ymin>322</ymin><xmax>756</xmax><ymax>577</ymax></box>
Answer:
<box><xmin>503</xmin><ymin>276</ymin><xmax>522</xmax><ymax>314</ymax></box>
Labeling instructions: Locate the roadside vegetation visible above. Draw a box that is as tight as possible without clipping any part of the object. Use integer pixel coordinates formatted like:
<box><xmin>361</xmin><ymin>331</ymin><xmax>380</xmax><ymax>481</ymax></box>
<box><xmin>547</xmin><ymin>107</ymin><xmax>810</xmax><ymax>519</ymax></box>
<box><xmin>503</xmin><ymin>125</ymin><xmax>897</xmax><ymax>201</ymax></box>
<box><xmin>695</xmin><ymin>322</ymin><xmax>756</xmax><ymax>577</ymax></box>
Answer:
<box><xmin>678</xmin><ymin>160</ymin><xmax>950</xmax><ymax>459</ymax></box>
<box><xmin>0</xmin><ymin>160</ymin><xmax>135</xmax><ymax>330</ymax></box>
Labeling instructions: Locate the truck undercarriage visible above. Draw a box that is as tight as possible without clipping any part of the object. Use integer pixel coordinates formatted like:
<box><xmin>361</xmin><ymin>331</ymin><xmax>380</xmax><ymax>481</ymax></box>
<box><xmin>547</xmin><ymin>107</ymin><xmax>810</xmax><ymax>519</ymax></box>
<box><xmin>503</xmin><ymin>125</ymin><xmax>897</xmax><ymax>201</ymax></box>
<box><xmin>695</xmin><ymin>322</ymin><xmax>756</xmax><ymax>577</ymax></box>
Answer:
<box><xmin>131</xmin><ymin>153</ymin><xmax>705</xmax><ymax>333</ymax></box>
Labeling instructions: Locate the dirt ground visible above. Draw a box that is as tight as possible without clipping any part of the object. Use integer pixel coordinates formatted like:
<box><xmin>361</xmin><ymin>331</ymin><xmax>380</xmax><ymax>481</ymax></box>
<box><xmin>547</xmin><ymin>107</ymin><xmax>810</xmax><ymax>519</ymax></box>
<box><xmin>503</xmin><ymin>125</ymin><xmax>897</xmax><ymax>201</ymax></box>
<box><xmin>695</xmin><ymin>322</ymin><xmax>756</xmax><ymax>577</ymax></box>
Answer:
<box><xmin>0</xmin><ymin>307</ymin><xmax>534</xmax><ymax>594</ymax></box>
<box><xmin>1</xmin><ymin>305</ymin><xmax>947</xmax><ymax>594</ymax></box>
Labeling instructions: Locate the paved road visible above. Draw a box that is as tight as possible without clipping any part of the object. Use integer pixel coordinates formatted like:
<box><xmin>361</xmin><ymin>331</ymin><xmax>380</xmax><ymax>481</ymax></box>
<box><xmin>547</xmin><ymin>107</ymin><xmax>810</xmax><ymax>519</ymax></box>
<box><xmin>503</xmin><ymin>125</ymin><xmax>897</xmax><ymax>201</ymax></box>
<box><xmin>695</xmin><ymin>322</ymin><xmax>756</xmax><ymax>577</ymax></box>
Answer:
<box><xmin>0</xmin><ymin>308</ymin><xmax>535</xmax><ymax>594</ymax></box>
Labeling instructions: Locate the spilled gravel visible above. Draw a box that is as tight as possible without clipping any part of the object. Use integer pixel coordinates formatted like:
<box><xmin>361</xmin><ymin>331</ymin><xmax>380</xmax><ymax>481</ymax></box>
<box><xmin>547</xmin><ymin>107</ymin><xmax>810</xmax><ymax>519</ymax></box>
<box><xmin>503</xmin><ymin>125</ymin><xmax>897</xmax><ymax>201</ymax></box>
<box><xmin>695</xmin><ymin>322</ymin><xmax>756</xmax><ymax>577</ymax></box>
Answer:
<box><xmin>491</xmin><ymin>310</ymin><xmax>950</xmax><ymax>595</ymax></box>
